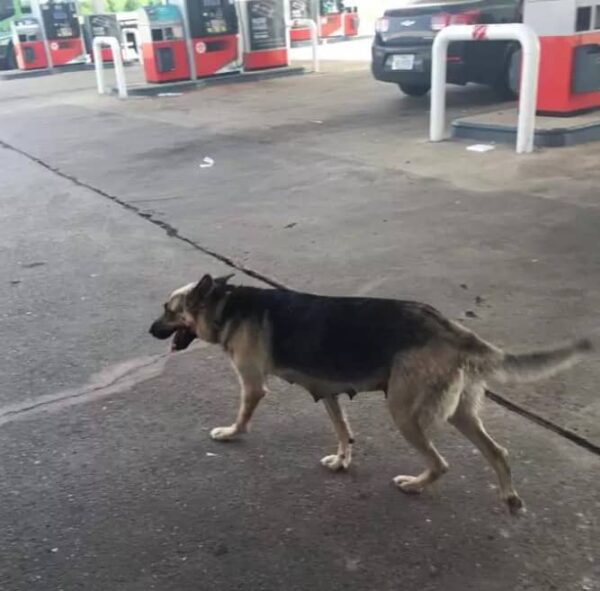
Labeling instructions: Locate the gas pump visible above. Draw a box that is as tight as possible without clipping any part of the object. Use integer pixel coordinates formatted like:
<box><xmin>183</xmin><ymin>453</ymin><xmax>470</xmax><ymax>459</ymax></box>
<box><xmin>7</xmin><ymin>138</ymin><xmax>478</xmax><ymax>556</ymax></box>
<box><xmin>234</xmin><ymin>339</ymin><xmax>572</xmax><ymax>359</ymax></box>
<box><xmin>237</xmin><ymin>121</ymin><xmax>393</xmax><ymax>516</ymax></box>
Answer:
<box><xmin>38</xmin><ymin>0</ymin><xmax>86</xmax><ymax>66</ymax></box>
<box><xmin>319</xmin><ymin>0</ymin><xmax>357</xmax><ymax>39</ymax></box>
<box><xmin>84</xmin><ymin>14</ymin><xmax>121</xmax><ymax>63</ymax></box>
<box><xmin>524</xmin><ymin>0</ymin><xmax>600</xmax><ymax>114</ymax></box>
<box><xmin>11</xmin><ymin>16</ymin><xmax>49</xmax><ymax>70</ymax></box>
<box><xmin>342</xmin><ymin>4</ymin><xmax>359</xmax><ymax>37</ymax></box>
<box><xmin>290</xmin><ymin>0</ymin><xmax>316</xmax><ymax>42</ymax></box>
<box><xmin>290</xmin><ymin>0</ymin><xmax>359</xmax><ymax>43</ymax></box>
<box><xmin>138</xmin><ymin>4</ymin><xmax>190</xmax><ymax>82</ymax></box>
<box><xmin>170</xmin><ymin>0</ymin><xmax>241</xmax><ymax>78</ymax></box>
<box><xmin>239</xmin><ymin>0</ymin><xmax>288</xmax><ymax>70</ymax></box>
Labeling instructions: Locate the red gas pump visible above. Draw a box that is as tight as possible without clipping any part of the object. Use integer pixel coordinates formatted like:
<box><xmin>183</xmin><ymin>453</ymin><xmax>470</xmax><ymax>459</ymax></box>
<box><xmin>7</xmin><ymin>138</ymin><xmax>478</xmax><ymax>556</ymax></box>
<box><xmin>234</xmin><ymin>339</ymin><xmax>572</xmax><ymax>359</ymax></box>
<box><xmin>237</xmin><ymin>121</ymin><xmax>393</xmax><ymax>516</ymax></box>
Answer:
<box><xmin>290</xmin><ymin>0</ymin><xmax>359</xmax><ymax>43</ymax></box>
<box><xmin>171</xmin><ymin>0</ymin><xmax>241</xmax><ymax>78</ymax></box>
<box><xmin>524</xmin><ymin>0</ymin><xmax>600</xmax><ymax>114</ymax></box>
<box><xmin>39</xmin><ymin>0</ymin><xmax>86</xmax><ymax>66</ymax></box>
<box><xmin>138</xmin><ymin>4</ymin><xmax>190</xmax><ymax>83</ymax></box>
<box><xmin>11</xmin><ymin>17</ymin><xmax>49</xmax><ymax>70</ymax></box>
<box><xmin>343</xmin><ymin>5</ymin><xmax>359</xmax><ymax>37</ymax></box>
<box><xmin>240</xmin><ymin>0</ymin><xmax>288</xmax><ymax>70</ymax></box>
<box><xmin>319</xmin><ymin>0</ymin><xmax>344</xmax><ymax>37</ymax></box>
<box><xmin>290</xmin><ymin>0</ymin><xmax>315</xmax><ymax>41</ymax></box>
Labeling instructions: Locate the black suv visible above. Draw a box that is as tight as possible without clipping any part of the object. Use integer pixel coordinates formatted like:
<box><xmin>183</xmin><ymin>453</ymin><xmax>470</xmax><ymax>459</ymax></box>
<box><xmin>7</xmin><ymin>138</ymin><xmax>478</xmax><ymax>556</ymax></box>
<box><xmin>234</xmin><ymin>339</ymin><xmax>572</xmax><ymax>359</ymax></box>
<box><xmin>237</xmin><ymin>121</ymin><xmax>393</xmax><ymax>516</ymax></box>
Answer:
<box><xmin>372</xmin><ymin>0</ymin><xmax>522</xmax><ymax>97</ymax></box>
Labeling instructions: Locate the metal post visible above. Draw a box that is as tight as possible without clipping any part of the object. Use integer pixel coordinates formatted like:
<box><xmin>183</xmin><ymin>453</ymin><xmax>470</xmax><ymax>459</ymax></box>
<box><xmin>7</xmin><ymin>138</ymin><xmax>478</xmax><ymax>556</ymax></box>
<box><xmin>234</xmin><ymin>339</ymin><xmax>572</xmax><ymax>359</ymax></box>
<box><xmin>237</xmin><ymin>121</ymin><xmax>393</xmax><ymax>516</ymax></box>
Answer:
<box><xmin>93</xmin><ymin>40</ymin><xmax>105</xmax><ymax>94</ymax></box>
<box><xmin>313</xmin><ymin>0</ymin><xmax>321</xmax><ymax>42</ymax></box>
<box><xmin>234</xmin><ymin>0</ymin><xmax>245</xmax><ymax>71</ymax></box>
<box><xmin>430</xmin><ymin>32</ymin><xmax>449</xmax><ymax>143</ymax></box>
<box><xmin>73</xmin><ymin>0</ymin><xmax>87</xmax><ymax>64</ymax></box>
<box><xmin>515</xmin><ymin>27</ymin><xmax>540</xmax><ymax>154</ymax></box>
<box><xmin>430</xmin><ymin>24</ymin><xmax>540</xmax><ymax>154</ymax></box>
<box><xmin>283</xmin><ymin>0</ymin><xmax>291</xmax><ymax>67</ymax></box>
<box><xmin>30</xmin><ymin>0</ymin><xmax>54</xmax><ymax>72</ymax></box>
<box><xmin>236</xmin><ymin>0</ymin><xmax>249</xmax><ymax>72</ymax></box>
<box><xmin>291</xmin><ymin>17</ymin><xmax>319</xmax><ymax>72</ymax></box>
<box><xmin>93</xmin><ymin>36</ymin><xmax>127</xmax><ymax>98</ymax></box>
<box><xmin>176</xmin><ymin>0</ymin><xmax>197</xmax><ymax>80</ymax></box>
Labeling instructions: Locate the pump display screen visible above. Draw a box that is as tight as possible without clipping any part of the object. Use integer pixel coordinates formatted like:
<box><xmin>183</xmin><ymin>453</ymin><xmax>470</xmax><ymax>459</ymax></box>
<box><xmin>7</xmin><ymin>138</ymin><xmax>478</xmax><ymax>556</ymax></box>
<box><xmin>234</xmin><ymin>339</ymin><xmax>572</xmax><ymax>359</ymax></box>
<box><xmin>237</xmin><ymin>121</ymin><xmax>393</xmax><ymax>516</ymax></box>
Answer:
<box><xmin>14</xmin><ymin>17</ymin><xmax>39</xmax><ymax>27</ymax></box>
<box><xmin>87</xmin><ymin>14</ymin><xmax>119</xmax><ymax>39</ymax></box>
<box><xmin>187</xmin><ymin>0</ymin><xmax>238</xmax><ymax>37</ymax></box>
<box><xmin>247</xmin><ymin>0</ymin><xmax>286</xmax><ymax>50</ymax></box>
<box><xmin>41</xmin><ymin>1</ymin><xmax>80</xmax><ymax>39</ymax></box>
<box><xmin>290</xmin><ymin>0</ymin><xmax>313</xmax><ymax>19</ymax></box>
<box><xmin>320</xmin><ymin>0</ymin><xmax>344</xmax><ymax>15</ymax></box>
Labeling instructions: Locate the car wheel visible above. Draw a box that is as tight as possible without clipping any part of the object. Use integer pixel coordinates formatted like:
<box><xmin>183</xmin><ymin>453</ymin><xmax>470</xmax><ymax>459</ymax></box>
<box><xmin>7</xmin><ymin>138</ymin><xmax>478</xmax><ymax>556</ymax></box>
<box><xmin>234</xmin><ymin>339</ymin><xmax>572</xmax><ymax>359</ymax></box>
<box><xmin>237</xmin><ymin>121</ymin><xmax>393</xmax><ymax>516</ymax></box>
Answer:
<box><xmin>494</xmin><ymin>46</ymin><xmax>520</xmax><ymax>100</ymax></box>
<box><xmin>398</xmin><ymin>83</ymin><xmax>430</xmax><ymax>97</ymax></box>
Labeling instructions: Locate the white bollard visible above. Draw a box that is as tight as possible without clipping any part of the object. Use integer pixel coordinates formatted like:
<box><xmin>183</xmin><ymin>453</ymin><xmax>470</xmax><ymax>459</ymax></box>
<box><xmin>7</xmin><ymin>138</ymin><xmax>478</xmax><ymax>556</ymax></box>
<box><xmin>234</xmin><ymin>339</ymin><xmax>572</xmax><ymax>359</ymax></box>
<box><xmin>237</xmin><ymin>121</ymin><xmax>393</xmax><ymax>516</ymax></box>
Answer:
<box><xmin>291</xmin><ymin>18</ymin><xmax>320</xmax><ymax>73</ymax></box>
<box><xmin>284</xmin><ymin>0</ymin><xmax>292</xmax><ymax>67</ymax></box>
<box><xmin>430</xmin><ymin>24</ymin><xmax>540</xmax><ymax>154</ymax></box>
<box><xmin>92</xmin><ymin>36</ymin><xmax>128</xmax><ymax>99</ymax></box>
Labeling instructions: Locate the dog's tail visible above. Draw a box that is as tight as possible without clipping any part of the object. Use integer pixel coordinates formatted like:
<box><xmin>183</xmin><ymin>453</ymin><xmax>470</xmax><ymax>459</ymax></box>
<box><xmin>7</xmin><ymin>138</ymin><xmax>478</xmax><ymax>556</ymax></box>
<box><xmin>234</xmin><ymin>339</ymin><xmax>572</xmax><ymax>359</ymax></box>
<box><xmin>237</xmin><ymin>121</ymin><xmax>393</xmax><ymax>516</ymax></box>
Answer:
<box><xmin>485</xmin><ymin>338</ymin><xmax>593</xmax><ymax>384</ymax></box>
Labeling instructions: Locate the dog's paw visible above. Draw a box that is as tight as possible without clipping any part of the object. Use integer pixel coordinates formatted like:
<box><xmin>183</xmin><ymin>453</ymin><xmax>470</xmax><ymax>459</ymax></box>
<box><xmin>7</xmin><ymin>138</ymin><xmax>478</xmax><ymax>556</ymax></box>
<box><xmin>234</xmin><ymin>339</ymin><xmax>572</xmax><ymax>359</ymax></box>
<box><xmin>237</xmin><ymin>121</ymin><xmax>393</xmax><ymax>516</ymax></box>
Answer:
<box><xmin>393</xmin><ymin>475</ymin><xmax>424</xmax><ymax>494</ymax></box>
<box><xmin>505</xmin><ymin>493</ymin><xmax>526</xmax><ymax>516</ymax></box>
<box><xmin>320</xmin><ymin>454</ymin><xmax>350</xmax><ymax>471</ymax></box>
<box><xmin>210</xmin><ymin>425</ymin><xmax>239</xmax><ymax>441</ymax></box>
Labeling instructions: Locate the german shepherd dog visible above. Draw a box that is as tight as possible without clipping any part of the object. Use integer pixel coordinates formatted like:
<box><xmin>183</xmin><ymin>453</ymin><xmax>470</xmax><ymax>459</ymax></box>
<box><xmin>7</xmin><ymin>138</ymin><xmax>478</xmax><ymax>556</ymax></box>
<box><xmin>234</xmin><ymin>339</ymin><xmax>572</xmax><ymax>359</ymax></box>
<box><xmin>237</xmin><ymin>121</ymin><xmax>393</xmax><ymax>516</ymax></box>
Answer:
<box><xmin>149</xmin><ymin>274</ymin><xmax>593</xmax><ymax>514</ymax></box>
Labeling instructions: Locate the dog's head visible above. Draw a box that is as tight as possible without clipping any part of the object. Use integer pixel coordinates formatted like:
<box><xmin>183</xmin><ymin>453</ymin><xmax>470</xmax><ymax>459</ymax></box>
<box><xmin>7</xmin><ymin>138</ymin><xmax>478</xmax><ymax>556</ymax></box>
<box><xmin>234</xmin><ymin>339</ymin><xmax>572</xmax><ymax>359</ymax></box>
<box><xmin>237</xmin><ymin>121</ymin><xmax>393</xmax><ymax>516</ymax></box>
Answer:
<box><xmin>149</xmin><ymin>273</ymin><xmax>234</xmax><ymax>350</ymax></box>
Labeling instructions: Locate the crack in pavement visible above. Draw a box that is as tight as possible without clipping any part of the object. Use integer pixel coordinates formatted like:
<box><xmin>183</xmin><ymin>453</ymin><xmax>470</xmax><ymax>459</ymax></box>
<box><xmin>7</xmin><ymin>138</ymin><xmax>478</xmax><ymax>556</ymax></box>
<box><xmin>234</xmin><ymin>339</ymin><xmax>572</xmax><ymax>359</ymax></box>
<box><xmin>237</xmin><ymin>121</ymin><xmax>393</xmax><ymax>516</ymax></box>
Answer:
<box><xmin>2</xmin><ymin>138</ymin><xmax>599</xmax><ymax>457</ymax></box>
<box><xmin>0</xmin><ymin>353</ymin><xmax>171</xmax><ymax>426</ymax></box>
<box><xmin>0</xmin><ymin>139</ymin><xmax>285</xmax><ymax>290</ymax></box>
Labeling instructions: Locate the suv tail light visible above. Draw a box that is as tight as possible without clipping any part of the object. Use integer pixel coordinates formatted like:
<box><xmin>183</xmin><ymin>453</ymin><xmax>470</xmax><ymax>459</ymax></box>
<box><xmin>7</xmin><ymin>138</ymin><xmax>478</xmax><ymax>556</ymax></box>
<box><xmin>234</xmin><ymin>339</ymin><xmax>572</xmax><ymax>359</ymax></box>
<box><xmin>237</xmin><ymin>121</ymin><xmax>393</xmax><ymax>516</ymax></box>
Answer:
<box><xmin>375</xmin><ymin>17</ymin><xmax>390</xmax><ymax>33</ymax></box>
<box><xmin>431</xmin><ymin>10</ymin><xmax>480</xmax><ymax>30</ymax></box>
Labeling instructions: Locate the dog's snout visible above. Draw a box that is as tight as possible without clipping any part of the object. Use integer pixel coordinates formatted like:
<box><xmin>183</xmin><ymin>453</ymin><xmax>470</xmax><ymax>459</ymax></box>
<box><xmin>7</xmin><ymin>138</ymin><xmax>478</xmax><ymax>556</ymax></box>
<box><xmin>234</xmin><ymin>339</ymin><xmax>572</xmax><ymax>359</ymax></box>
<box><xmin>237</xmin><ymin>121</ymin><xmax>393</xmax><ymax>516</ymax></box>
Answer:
<box><xmin>149</xmin><ymin>320</ymin><xmax>175</xmax><ymax>340</ymax></box>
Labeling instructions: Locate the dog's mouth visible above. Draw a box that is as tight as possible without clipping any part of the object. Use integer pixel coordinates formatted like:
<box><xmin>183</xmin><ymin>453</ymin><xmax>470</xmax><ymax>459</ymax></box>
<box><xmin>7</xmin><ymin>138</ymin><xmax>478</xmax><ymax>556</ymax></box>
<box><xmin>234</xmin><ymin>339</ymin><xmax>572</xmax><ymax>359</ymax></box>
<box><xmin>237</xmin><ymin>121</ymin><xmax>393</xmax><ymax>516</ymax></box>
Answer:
<box><xmin>171</xmin><ymin>327</ymin><xmax>197</xmax><ymax>351</ymax></box>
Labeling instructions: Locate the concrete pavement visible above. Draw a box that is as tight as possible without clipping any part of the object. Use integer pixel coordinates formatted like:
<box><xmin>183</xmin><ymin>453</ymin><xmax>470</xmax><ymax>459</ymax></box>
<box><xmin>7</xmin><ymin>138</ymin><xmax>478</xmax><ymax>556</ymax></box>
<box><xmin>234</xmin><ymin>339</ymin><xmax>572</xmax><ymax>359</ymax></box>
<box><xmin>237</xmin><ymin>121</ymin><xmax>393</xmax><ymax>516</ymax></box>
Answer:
<box><xmin>2</xmin><ymin>348</ymin><xmax>599</xmax><ymax>591</ymax></box>
<box><xmin>1</xmin><ymin>58</ymin><xmax>599</xmax><ymax>590</ymax></box>
<box><xmin>2</xmin><ymin>64</ymin><xmax>599</xmax><ymax>442</ymax></box>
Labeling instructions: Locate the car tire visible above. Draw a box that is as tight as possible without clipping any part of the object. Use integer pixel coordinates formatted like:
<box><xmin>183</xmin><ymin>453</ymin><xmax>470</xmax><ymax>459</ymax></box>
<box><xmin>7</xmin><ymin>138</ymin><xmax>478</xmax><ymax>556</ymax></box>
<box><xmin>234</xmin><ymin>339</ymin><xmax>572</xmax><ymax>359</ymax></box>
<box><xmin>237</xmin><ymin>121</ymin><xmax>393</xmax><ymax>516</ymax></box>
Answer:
<box><xmin>494</xmin><ymin>46</ymin><xmax>520</xmax><ymax>100</ymax></box>
<box><xmin>398</xmin><ymin>83</ymin><xmax>430</xmax><ymax>97</ymax></box>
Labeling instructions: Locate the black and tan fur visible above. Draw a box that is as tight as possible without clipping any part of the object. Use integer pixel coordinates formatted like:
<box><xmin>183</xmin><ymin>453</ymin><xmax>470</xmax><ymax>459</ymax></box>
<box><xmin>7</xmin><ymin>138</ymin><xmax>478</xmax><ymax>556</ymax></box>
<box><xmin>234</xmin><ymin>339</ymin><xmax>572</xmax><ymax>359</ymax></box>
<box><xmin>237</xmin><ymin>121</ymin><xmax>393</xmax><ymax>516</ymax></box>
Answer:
<box><xmin>150</xmin><ymin>274</ymin><xmax>593</xmax><ymax>514</ymax></box>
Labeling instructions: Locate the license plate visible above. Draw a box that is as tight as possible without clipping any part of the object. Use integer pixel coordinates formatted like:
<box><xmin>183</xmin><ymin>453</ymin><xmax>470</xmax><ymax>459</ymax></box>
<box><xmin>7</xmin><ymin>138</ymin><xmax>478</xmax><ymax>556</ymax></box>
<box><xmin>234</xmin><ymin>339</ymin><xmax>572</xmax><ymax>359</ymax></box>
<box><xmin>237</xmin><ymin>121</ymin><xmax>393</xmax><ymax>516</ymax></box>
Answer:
<box><xmin>390</xmin><ymin>54</ymin><xmax>415</xmax><ymax>71</ymax></box>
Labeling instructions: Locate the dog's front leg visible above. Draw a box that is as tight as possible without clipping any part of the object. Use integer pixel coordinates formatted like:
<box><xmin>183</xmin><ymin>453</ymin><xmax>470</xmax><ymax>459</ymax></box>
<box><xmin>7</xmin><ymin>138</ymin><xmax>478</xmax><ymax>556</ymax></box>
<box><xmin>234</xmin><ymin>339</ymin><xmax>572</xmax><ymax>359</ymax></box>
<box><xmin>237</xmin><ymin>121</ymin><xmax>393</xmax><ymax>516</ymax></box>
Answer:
<box><xmin>210</xmin><ymin>364</ymin><xmax>266</xmax><ymax>441</ymax></box>
<box><xmin>320</xmin><ymin>395</ymin><xmax>354</xmax><ymax>471</ymax></box>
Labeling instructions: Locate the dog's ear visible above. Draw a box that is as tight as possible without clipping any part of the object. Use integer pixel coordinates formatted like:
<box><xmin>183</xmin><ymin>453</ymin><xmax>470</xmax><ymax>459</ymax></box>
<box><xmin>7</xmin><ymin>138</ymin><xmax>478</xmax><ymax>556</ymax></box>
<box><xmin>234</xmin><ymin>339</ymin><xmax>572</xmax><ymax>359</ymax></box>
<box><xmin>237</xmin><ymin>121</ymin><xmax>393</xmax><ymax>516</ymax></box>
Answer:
<box><xmin>189</xmin><ymin>274</ymin><xmax>214</xmax><ymax>303</ymax></box>
<box><xmin>215</xmin><ymin>273</ymin><xmax>235</xmax><ymax>285</ymax></box>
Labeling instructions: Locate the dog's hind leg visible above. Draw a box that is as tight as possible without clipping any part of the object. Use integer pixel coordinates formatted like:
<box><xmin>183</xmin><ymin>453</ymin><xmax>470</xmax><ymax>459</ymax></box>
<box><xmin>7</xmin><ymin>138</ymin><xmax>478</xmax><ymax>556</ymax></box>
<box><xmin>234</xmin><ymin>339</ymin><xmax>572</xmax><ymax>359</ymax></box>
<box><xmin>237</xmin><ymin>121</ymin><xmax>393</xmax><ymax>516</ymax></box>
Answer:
<box><xmin>320</xmin><ymin>395</ymin><xmax>354</xmax><ymax>471</ymax></box>
<box><xmin>210</xmin><ymin>362</ymin><xmax>266</xmax><ymax>441</ymax></box>
<box><xmin>387</xmin><ymin>351</ymin><xmax>462</xmax><ymax>494</ymax></box>
<box><xmin>449</xmin><ymin>382</ymin><xmax>524</xmax><ymax>514</ymax></box>
<box><xmin>390</xmin><ymin>419</ymin><xmax>449</xmax><ymax>493</ymax></box>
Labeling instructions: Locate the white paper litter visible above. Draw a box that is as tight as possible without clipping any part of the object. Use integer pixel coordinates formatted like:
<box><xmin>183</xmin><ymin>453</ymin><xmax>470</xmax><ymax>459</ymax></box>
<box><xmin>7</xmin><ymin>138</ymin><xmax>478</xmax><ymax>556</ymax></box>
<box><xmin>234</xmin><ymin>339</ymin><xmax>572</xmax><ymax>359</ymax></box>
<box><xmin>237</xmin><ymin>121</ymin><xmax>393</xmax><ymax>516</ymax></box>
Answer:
<box><xmin>206</xmin><ymin>452</ymin><xmax>218</xmax><ymax>457</ymax></box>
<box><xmin>466</xmin><ymin>144</ymin><xmax>495</xmax><ymax>153</ymax></box>
<box><xmin>199</xmin><ymin>157</ymin><xmax>215</xmax><ymax>168</ymax></box>
<box><xmin>157</xmin><ymin>92</ymin><xmax>183</xmax><ymax>97</ymax></box>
